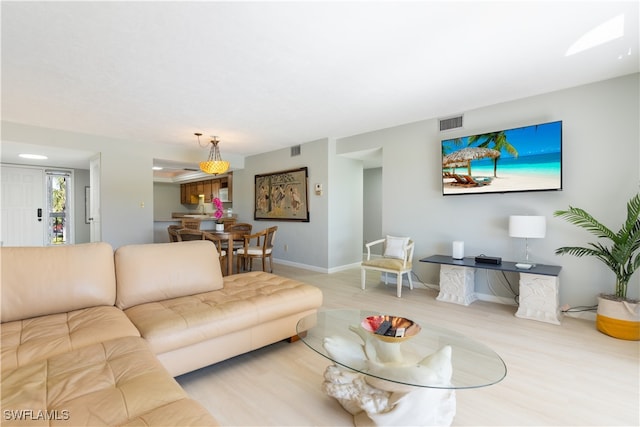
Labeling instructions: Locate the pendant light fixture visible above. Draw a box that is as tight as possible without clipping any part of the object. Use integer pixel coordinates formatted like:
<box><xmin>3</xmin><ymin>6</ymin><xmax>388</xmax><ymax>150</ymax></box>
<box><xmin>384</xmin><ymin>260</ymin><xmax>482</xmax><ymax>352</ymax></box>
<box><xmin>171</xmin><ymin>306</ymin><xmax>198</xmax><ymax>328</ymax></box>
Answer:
<box><xmin>195</xmin><ymin>133</ymin><xmax>230</xmax><ymax>175</ymax></box>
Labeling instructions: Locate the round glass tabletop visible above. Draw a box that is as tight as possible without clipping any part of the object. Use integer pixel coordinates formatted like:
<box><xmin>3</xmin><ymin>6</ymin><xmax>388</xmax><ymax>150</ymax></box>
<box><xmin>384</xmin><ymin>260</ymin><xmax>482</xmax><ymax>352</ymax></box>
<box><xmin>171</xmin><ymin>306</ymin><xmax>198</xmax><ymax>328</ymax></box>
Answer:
<box><xmin>297</xmin><ymin>309</ymin><xmax>507</xmax><ymax>389</ymax></box>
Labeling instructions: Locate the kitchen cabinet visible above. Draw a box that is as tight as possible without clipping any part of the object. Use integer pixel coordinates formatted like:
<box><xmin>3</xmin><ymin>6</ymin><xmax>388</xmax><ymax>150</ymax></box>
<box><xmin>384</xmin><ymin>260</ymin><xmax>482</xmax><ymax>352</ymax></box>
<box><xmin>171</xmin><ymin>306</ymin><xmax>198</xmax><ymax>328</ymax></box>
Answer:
<box><xmin>203</xmin><ymin>180</ymin><xmax>213</xmax><ymax>203</ymax></box>
<box><xmin>221</xmin><ymin>175</ymin><xmax>232</xmax><ymax>202</ymax></box>
<box><xmin>211</xmin><ymin>180</ymin><xmax>220</xmax><ymax>201</ymax></box>
<box><xmin>180</xmin><ymin>182</ymin><xmax>199</xmax><ymax>204</ymax></box>
<box><xmin>180</xmin><ymin>172</ymin><xmax>233</xmax><ymax>205</ymax></box>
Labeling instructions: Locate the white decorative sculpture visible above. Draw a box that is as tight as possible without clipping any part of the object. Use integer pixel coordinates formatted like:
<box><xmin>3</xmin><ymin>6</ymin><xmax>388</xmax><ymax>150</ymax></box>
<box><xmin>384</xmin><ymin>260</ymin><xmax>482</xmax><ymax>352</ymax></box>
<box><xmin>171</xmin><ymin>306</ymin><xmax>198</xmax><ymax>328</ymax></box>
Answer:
<box><xmin>437</xmin><ymin>264</ymin><xmax>477</xmax><ymax>305</ymax></box>
<box><xmin>322</xmin><ymin>326</ymin><xmax>456</xmax><ymax>427</ymax></box>
<box><xmin>516</xmin><ymin>272</ymin><xmax>561</xmax><ymax>324</ymax></box>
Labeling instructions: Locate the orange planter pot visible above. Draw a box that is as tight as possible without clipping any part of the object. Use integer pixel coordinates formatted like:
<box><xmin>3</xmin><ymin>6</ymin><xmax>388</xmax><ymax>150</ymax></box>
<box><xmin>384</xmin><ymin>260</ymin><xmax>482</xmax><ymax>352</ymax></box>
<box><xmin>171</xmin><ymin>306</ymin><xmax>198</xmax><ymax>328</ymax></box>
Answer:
<box><xmin>596</xmin><ymin>296</ymin><xmax>640</xmax><ymax>341</ymax></box>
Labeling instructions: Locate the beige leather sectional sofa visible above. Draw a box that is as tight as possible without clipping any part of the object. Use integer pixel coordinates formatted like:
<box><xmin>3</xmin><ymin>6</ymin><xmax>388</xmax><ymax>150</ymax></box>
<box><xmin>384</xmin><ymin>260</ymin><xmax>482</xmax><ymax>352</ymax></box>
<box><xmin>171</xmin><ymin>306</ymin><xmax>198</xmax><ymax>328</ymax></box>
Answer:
<box><xmin>1</xmin><ymin>241</ymin><xmax>323</xmax><ymax>426</ymax></box>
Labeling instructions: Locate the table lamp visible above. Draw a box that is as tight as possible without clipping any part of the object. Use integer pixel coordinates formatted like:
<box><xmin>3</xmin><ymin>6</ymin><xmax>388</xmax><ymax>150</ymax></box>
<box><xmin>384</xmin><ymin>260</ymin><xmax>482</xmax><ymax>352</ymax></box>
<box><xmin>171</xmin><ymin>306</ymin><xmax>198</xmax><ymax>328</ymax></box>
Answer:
<box><xmin>509</xmin><ymin>215</ymin><xmax>546</xmax><ymax>269</ymax></box>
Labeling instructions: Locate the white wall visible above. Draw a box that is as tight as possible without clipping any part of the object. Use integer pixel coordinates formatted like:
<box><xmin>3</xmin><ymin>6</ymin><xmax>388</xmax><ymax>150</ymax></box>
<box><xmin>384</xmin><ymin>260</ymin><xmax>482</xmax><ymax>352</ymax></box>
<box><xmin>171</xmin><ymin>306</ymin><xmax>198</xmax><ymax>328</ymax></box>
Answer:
<box><xmin>153</xmin><ymin>182</ymin><xmax>183</xmax><ymax>219</ymax></box>
<box><xmin>337</xmin><ymin>73</ymin><xmax>640</xmax><ymax>306</ymax></box>
<box><xmin>73</xmin><ymin>168</ymin><xmax>90</xmax><ymax>243</ymax></box>
<box><xmin>363</xmin><ymin>168</ymin><xmax>382</xmax><ymax>255</ymax></box>
<box><xmin>2</xmin><ymin>74</ymin><xmax>638</xmax><ymax>308</ymax></box>
<box><xmin>328</xmin><ymin>139</ymin><xmax>363</xmax><ymax>269</ymax></box>
<box><xmin>232</xmin><ymin>138</ymin><xmax>332</xmax><ymax>270</ymax></box>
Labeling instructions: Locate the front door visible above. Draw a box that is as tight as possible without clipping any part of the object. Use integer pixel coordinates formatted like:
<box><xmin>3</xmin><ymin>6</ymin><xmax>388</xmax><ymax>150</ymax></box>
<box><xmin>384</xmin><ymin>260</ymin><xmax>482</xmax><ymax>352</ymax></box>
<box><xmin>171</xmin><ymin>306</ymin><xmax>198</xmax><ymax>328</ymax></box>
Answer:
<box><xmin>0</xmin><ymin>165</ymin><xmax>45</xmax><ymax>246</ymax></box>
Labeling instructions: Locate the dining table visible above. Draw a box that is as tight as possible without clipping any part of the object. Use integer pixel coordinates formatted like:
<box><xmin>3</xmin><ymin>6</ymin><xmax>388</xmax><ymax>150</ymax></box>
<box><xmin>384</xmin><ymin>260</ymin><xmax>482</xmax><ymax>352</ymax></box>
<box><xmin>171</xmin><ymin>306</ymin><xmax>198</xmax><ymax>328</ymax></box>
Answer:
<box><xmin>202</xmin><ymin>229</ymin><xmax>247</xmax><ymax>275</ymax></box>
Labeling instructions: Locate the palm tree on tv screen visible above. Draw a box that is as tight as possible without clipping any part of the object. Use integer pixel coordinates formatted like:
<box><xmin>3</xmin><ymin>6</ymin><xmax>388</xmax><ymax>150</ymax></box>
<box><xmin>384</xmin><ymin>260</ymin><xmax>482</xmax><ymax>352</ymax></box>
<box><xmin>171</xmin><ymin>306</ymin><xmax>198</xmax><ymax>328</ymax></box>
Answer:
<box><xmin>468</xmin><ymin>131</ymin><xmax>518</xmax><ymax>177</ymax></box>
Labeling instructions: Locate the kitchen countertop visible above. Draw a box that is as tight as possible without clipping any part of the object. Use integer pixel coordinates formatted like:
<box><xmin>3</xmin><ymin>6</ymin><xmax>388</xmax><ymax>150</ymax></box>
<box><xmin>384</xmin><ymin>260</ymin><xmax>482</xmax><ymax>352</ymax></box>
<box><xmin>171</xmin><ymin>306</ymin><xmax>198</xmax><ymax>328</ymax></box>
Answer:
<box><xmin>154</xmin><ymin>218</ymin><xmax>217</xmax><ymax>222</ymax></box>
<box><xmin>154</xmin><ymin>214</ymin><xmax>238</xmax><ymax>222</ymax></box>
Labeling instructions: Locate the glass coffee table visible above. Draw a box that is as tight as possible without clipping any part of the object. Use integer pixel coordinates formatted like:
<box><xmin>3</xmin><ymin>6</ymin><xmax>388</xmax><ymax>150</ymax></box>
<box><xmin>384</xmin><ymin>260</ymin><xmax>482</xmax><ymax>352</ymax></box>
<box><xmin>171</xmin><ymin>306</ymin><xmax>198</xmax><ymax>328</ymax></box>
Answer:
<box><xmin>296</xmin><ymin>310</ymin><xmax>506</xmax><ymax>426</ymax></box>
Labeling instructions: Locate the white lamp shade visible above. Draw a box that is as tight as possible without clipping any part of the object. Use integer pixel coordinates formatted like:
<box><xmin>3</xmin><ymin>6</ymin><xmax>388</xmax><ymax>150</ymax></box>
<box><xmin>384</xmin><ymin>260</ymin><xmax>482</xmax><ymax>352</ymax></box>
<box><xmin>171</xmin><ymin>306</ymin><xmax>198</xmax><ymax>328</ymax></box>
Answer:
<box><xmin>509</xmin><ymin>215</ymin><xmax>546</xmax><ymax>238</ymax></box>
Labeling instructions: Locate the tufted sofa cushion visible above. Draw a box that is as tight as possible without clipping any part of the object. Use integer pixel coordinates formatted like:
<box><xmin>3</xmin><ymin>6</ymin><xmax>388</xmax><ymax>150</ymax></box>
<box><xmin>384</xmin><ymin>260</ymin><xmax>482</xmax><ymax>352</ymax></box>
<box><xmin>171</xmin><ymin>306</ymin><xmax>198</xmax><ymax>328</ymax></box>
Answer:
<box><xmin>0</xmin><ymin>243</ymin><xmax>116</xmax><ymax>323</ymax></box>
<box><xmin>0</xmin><ymin>336</ymin><xmax>218</xmax><ymax>426</ymax></box>
<box><xmin>124</xmin><ymin>271</ymin><xmax>323</xmax><ymax>355</ymax></box>
<box><xmin>115</xmin><ymin>241</ymin><xmax>223</xmax><ymax>310</ymax></box>
<box><xmin>1</xmin><ymin>306</ymin><xmax>140</xmax><ymax>374</ymax></box>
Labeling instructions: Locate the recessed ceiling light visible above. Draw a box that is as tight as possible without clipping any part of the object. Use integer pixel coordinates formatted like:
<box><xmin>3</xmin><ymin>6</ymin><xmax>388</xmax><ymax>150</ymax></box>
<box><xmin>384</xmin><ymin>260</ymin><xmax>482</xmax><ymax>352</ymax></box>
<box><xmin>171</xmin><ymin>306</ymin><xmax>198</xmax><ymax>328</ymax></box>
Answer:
<box><xmin>566</xmin><ymin>14</ymin><xmax>625</xmax><ymax>56</ymax></box>
<box><xmin>152</xmin><ymin>166</ymin><xmax>163</xmax><ymax>170</ymax></box>
<box><xmin>19</xmin><ymin>153</ymin><xmax>48</xmax><ymax>160</ymax></box>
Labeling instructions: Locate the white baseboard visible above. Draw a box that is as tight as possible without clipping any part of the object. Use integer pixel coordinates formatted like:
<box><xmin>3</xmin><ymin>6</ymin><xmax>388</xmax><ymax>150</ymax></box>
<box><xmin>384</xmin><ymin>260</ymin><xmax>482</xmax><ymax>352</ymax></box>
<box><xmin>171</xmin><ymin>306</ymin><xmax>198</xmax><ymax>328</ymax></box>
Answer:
<box><xmin>375</xmin><ymin>272</ymin><xmax>412</xmax><ymax>286</ymax></box>
<box><xmin>272</xmin><ymin>258</ymin><xmax>361</xmax><ymax>274</ymax></box>
<box><xmin>272</xmin><ymin>258</ymin><xmax>328</xmax><ymax>273</ymax></box>
<box><xmin>475</xmin><ymin>292</ymin><xmax>518</xmax><ymax>306</ymax></box>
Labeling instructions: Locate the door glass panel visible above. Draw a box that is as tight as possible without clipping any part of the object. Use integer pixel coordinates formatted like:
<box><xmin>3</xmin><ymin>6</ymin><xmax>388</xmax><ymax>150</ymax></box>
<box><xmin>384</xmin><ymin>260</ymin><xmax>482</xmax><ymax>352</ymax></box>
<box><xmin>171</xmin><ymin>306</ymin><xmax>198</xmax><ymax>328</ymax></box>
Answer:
<box><xmin>46</xmin><ymin>171</ymin><xmax>71</xmax><ymax>245</ymax></box>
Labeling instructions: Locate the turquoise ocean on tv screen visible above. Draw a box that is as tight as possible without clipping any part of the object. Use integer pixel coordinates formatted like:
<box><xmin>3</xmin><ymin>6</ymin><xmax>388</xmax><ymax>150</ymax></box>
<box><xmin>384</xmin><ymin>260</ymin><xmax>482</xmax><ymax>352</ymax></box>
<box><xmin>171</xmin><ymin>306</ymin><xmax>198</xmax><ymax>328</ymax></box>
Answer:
<box><xmin>468</xmin><ymin>152</ymin><xmax>561</xmax><ymax>176</ymax></box>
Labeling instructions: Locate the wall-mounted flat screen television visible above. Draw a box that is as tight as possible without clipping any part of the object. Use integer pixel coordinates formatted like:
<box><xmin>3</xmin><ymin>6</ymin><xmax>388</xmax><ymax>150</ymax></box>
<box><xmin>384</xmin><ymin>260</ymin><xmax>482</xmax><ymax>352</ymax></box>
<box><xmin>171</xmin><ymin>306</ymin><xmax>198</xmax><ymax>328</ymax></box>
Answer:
<box><xmin>441</xmin><ymin>120</ymin><xmax>562</xmax><ymax>196</ymax></box>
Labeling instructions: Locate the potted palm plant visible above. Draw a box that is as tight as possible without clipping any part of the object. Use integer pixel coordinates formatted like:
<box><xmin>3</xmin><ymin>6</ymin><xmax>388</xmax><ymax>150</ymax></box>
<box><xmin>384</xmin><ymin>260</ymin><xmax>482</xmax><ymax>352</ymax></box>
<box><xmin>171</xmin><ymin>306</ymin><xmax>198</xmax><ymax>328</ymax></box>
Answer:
<box><xmin>554</xmin><ymin>193</ymin><xmax>640</xmax><ymax>340</ymax></box>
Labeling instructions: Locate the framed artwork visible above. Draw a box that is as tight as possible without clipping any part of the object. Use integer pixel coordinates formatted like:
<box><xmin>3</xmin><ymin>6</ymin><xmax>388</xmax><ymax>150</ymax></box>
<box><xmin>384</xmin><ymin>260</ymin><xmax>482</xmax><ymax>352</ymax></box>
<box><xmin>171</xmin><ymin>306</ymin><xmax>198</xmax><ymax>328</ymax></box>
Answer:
<box><xmin>254</xmin><ymin>167</ymin><xmax>309</xmax><ymax>221</ymax></box>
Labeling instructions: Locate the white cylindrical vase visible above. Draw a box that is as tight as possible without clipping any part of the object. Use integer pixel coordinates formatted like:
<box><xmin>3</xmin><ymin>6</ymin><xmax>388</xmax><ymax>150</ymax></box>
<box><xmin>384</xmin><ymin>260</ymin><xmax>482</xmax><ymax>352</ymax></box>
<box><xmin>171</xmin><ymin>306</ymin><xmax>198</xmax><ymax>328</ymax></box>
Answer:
<box><xmin>452</xmin><ymin>241</ymin><xmax>464</xmax><ymax>259</ymax></box>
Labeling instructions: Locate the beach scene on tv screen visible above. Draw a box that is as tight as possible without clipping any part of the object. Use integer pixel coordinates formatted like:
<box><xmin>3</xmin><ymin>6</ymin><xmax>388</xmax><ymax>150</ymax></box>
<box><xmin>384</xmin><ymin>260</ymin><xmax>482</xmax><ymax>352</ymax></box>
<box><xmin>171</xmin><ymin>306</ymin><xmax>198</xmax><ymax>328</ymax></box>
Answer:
<box><xmin>441</xmin><ymin>121</ymin><xmax>562</xmax><ymax>195</ymax></box>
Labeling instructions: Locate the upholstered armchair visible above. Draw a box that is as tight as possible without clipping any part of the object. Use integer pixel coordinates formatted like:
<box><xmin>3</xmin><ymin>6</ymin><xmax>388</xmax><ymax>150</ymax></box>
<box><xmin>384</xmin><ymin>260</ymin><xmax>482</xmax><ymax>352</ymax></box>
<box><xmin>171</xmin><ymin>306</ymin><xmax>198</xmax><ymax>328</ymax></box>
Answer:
<box><xmin>361</xmin><ymin>236</ymin><xmax>414</xmax><ymax>297</ymax></box>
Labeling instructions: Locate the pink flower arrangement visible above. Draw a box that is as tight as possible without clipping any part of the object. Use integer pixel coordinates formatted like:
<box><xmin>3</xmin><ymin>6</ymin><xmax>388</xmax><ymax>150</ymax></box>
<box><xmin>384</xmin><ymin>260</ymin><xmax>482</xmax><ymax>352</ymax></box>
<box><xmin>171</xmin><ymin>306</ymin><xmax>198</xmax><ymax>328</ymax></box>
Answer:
<box><xmin>213</xmin><ymin>197</ymin><xmax>224</xmax><ymax>223</ymax></box>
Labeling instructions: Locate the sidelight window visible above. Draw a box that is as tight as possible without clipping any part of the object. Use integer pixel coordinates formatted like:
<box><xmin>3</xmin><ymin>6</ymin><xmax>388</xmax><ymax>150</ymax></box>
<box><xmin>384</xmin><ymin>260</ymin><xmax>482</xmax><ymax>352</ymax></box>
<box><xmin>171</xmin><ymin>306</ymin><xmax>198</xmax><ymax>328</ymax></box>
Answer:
<box><xmin>46</xmin><ymin>170</ymin><xmax>73</xmax><ymax>245</ymax></box>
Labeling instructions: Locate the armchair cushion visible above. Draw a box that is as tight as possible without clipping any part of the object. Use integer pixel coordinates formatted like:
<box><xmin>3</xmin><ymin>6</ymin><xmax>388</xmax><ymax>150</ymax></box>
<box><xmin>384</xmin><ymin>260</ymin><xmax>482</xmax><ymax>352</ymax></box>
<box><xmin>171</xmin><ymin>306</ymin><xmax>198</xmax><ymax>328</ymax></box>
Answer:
<box><xmin>362</xmin><ymin>258</ymin><xmax>412</xmax><ymax>271</ymax></box>
<box><xmin>238</xmin><ymin>247</ymin><xmax>273</xmax><ymax>256</ymax></box>
<box><xmin>383</xmin><ymin>235</ymin><xmax>410</xmax><ymax>259</ymax></box>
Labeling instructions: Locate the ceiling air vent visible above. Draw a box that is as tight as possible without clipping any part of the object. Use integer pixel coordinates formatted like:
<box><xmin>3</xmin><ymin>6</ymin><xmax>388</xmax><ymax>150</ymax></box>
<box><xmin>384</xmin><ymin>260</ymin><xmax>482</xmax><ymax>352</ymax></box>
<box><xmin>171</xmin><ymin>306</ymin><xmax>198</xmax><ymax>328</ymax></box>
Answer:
<box><xmin>439</xmin><ymin>115</ymin><xmax>464</xmax><ymax>132</ymax></box>
<box><xmin>290</xmin><ymin>145</ymin><xmax>301</xmax><ymax>157</ymax></box>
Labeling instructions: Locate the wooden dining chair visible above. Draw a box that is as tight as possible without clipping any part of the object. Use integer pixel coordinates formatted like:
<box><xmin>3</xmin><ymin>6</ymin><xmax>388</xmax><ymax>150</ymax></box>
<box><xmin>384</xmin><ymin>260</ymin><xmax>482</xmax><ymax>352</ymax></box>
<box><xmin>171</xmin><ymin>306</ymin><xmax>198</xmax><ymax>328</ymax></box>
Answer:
<box><xmin>203</xmin><ymin>231</ymin><xmax>228</xmax><ymax>276</ymax></box>
<box><xmin>175</xmin><ymin>228</ymin><xmax>206</xmax><ymax>241</ymax></box>
<box><xmin>226</xmin><ymin>223</ymin><xmax>253</xmax><ymax>251</ymax></box>
<box><xmin>176</xmin><ymin>229</ymin><xmax>228</xmax><ymax>275</ymax></box>
<box><xmin>236</xmin><ymin>226</ymin><xmax>278</xmax><ymax>273</ymax></box>
<box><xmin>167</xmin><ymin>225</ymin><xmax>181</xmax><ymax>242</ymax></box>
<box><xmin>181</xmin><ymin>218</ymin><xmax>202</xmax><ymax>230</ymax></box>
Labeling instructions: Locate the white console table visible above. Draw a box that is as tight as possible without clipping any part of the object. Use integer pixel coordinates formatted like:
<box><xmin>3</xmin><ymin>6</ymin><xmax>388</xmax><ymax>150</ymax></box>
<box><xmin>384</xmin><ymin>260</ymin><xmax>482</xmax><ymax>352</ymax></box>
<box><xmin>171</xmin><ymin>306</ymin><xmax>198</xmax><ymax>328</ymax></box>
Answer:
<box><xmin>420</xmin><ymin>255</ymin><xmax>562</xmax><ymax>325</ymax></box>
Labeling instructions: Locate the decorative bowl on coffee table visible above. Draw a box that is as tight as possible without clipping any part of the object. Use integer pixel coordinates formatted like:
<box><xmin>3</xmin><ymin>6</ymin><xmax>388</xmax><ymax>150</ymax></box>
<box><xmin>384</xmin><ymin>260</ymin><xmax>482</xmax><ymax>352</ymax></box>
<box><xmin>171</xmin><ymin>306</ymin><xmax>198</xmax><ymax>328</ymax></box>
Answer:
<box><xmin>361</xmin><ymin>315</ymin><xmax>421</xmax><ymax>343</ymax></box>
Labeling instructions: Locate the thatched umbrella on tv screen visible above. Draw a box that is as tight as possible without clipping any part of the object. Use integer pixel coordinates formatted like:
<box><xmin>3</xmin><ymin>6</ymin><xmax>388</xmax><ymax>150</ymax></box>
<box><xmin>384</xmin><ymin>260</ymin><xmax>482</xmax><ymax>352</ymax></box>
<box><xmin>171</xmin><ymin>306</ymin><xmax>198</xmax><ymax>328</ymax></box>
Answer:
<box><xmin>443</xmin><ymin>147</ymin><xmax>501</xmax><ymax>176</ymax></box>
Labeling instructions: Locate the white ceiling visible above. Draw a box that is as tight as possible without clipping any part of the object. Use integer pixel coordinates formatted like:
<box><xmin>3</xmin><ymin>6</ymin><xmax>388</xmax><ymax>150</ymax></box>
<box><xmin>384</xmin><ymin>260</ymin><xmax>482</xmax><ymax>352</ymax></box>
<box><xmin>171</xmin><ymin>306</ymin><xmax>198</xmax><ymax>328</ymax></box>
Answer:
<box><xmin>1</xmin><ymin>1</ymin><xmax>638</xmax><ymax>168</ymax></box>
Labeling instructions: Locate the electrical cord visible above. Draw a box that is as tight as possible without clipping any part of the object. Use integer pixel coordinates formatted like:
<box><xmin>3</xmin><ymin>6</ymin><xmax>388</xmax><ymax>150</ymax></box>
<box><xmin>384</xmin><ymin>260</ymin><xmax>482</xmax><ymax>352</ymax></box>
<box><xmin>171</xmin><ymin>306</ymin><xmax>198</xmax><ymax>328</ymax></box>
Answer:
<box><xmin>498</xmin><ymin>270</ymin><xmax>519</xmax><ymax>305</ymax></box>
<box><xmin>485</xmin><ymin>269</ymin><xmax>519</xmax><ymax>305</ymax></box>
<box><xmin>561</xmin><ymin>305</ymin><xmax>598</xmax><ymax>313</ymax></box>
<box><xmin>410</xmin><ymin>270</ymin><xmax>440</xmax><ymax>291</ymax></box>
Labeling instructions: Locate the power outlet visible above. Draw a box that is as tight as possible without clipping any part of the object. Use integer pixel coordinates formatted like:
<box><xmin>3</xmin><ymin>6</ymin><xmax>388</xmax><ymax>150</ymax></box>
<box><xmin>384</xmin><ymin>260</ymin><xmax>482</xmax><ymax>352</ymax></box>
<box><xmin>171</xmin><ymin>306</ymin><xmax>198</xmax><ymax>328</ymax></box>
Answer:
<box><xmin>284</xmin><ymin>244</ymin><xmax>288</xmax><ymax>252</ymax></box>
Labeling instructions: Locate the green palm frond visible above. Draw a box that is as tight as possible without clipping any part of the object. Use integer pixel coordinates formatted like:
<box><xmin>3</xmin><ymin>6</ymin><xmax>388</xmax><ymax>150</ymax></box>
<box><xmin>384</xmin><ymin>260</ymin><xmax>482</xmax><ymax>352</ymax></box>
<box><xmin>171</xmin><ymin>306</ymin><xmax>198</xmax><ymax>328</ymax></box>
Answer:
<box><xmin>554</xmin><ymin>207</ymin><xmax>617</xmax><ymax>240</ymax></box>
<box><xmin>554</xmin><ymin>193</ymin><xmax>640</xmax><ymax>299</ymax></box>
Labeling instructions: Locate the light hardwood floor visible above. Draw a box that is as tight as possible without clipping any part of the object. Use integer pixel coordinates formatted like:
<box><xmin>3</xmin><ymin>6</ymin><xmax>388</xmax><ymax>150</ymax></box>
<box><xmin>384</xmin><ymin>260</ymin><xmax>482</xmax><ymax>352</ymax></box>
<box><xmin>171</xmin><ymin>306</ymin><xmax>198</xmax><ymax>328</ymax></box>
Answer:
<box><xmin>177</xmin><ymin>264</ymin><xmax>640</xmax><ymax>426</ymax></box>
